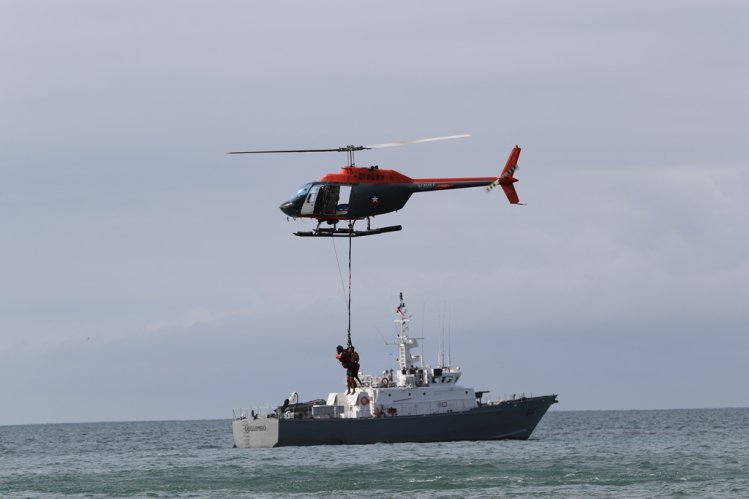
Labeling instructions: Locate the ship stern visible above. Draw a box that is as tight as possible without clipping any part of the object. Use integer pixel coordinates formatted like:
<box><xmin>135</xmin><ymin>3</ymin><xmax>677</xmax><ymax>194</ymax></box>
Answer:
<box><xmin>232</xmin><ymin>417</ymin><xmax>280</xmax><ymax>448</ymax></box>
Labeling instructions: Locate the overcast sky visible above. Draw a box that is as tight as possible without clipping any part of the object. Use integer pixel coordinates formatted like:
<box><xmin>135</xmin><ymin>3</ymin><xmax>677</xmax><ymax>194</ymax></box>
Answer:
<box><xmin>2</xmin><ymin>1</ymin><xmax>747</xmax><ymax>426</ymax></box>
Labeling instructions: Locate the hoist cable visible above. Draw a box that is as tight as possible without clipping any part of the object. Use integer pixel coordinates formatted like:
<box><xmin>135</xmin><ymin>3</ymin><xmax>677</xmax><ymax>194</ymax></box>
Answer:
<box><xmin>347</xmin><ymin>224</ymin><xmax>353</xmax><ymax>348</ymax></box>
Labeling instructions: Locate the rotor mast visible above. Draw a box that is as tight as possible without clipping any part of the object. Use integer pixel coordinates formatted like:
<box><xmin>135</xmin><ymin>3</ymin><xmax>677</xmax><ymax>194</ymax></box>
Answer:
<box><xmin>342</xmin><ymin>145</ymin><xmax>364</xmax><ymax>167</ymax></box>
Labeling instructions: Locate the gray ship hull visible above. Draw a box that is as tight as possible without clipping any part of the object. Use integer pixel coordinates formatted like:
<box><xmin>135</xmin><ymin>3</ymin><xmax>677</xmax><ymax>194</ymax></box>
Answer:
<box><xmin>233</xmin><ymin>395</ymin><xmax>557</xmax><ymax>448</ymax></box>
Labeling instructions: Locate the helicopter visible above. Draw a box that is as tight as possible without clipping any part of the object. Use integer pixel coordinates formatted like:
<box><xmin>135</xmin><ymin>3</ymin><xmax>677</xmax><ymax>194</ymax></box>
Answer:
<box><xmin>229</xmin><ymin>135</ymin><xmax>522</xmax><ymax>237</ymax></box>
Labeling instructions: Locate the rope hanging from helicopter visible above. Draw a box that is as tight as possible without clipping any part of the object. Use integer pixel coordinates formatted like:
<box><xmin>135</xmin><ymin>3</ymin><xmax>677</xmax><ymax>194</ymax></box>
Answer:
<box><xmin>332</xmin><ymin>222</ymin><xmax>355</xmax><ymax>348</ymax></box>
<box><xmin>346</xmin><ymin>224</ymin><xmax>352</xmax><ymax>348</ymax></box>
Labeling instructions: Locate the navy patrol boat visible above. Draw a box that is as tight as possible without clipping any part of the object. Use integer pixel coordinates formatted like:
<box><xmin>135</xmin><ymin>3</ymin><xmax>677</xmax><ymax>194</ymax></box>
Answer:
<box><xmin>232</xmin><ymin>294</ymin><xmax>557</xmax><ymax>448</ymax></box>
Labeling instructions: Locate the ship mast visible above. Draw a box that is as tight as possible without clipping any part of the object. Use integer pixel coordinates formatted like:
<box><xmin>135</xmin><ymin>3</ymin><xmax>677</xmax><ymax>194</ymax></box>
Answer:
<box><xmin>395</xmin><ymin>292</ymin><xmax>419</xmax><ymax>375</ymax></box>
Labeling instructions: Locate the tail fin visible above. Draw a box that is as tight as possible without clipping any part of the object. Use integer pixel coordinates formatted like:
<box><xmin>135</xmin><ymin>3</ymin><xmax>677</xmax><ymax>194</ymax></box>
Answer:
<box><xmin>500</xmin><ymin>145</ymin><xmax>521</xmax><ymax>180</ymax></box>
<box><xmin>486</xmin><ymin>145</ymin><xmax>523</xmax><ymax>204</ymax></box>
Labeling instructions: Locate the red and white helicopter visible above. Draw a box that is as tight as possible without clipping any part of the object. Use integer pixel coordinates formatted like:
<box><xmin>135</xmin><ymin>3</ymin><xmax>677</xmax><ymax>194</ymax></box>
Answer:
<box><xmin>230</xmin><ymin>135</ymin><xmax>522</xmax><ymax>237</ymax></box>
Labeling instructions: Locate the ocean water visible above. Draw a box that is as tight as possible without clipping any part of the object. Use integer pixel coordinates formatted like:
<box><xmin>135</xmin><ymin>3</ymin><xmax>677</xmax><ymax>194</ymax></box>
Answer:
<box><xmin>1</xmin><ymin>409</ymin><xmax>748</xmax><ymax>498</ymax></box>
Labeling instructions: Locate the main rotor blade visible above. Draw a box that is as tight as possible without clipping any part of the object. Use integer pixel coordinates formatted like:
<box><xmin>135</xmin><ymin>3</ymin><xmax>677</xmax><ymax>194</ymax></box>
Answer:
<box><xmin>365</xmin><ymin>134</ymin><xmax>470</xmax><ymax>149</ymax></box>
<box><xmin>227</xmin><ymin>147</ymin><xmax>366</xmax><ymax>154</ymax></box>
<box><xmin>227</xmin><ymin>134</ymin><xmax>469</xmax><ymax>155</ymax></box>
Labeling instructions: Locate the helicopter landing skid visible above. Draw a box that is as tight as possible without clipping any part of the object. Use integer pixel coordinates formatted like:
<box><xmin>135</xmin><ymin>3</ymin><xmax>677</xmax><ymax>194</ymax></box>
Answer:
<box><xmin>294</xmin><ymin>225</ymin><xmax>402</xmax><ymax>238</ymax></box>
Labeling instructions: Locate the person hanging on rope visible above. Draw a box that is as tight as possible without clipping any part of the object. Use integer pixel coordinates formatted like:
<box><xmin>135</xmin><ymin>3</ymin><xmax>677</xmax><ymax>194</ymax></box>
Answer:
<box><xmin>335</xmin><ymin>345</ymin><xmax>357</xmax><ymax>395</ymax></box>
<box><xmin>348</xmin><ymin>345</ymin><xmax>362</xmax><ymax>386</ymax></box>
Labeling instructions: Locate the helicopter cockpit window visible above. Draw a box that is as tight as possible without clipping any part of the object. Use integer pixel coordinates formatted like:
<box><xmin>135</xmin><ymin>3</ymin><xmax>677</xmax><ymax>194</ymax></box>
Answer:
<box><xmin>300</xmin><ymin>184</ymin><xmax>351</xmax><ymax>216</ymax></box>
<box><xmin>292</xmin><ymin>183</ymin><xmax>314</xmax><ymax>202</ymax></box>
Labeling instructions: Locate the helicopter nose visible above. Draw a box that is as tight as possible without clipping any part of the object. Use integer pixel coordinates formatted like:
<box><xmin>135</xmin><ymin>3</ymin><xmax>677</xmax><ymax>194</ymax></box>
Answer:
<box><xmin>279</xmin><ymin>201</ymin><xmax>298</xmax><ymax>217</ymax></box>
